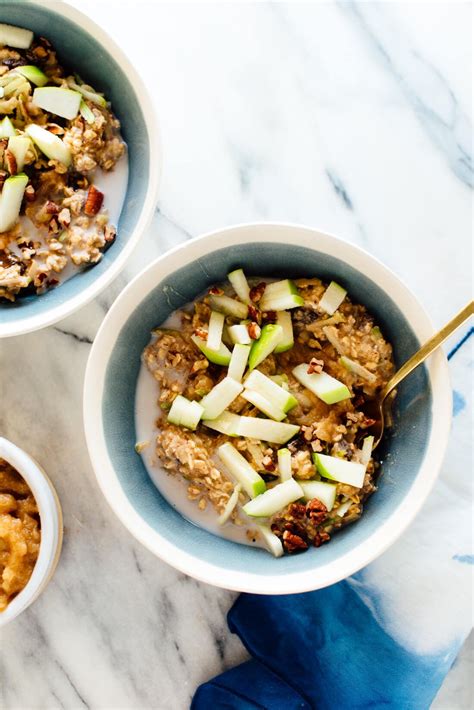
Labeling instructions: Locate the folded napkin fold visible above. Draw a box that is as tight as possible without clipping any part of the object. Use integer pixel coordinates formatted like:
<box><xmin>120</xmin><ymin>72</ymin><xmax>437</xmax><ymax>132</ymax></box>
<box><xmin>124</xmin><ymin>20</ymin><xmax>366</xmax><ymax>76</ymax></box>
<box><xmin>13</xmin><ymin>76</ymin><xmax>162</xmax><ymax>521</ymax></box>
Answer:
<box><xmin>193</xmin><ymin>330</ymin><xmax>473</xmax><ymax>710</ymax></box>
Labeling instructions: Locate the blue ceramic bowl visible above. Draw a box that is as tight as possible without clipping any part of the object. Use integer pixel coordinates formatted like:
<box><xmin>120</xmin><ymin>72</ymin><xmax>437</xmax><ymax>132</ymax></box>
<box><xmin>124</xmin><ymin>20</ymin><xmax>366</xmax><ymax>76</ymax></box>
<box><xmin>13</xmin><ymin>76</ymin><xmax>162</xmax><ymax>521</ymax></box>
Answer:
<box><xmin>0</xmin><ymin>0</ymin><xmax>160</xmax><ymax>337</ymax></box>
<box><xmin>84</xmin><ymin>224</ymin><xmax>451</xmax><ymax>593</ymax></box>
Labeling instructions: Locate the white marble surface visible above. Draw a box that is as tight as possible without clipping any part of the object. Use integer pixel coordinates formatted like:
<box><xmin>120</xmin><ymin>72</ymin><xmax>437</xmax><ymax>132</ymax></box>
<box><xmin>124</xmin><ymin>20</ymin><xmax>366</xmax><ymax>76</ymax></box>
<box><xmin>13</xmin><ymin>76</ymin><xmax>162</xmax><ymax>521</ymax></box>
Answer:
<box><xmin>0</xmin><ymin>1</ymin><xmax>472</xmax><ymax>708</ymax></box>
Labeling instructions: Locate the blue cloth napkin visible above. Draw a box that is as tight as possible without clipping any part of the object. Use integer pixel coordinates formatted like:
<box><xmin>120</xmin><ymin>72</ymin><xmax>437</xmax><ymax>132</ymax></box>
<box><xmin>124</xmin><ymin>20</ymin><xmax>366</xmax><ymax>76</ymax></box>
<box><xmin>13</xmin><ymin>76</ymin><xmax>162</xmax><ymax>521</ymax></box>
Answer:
<box><xmin>193</xmin><ymin>328</ymin><xmax>473</xmax><ymax>710</ymax></box>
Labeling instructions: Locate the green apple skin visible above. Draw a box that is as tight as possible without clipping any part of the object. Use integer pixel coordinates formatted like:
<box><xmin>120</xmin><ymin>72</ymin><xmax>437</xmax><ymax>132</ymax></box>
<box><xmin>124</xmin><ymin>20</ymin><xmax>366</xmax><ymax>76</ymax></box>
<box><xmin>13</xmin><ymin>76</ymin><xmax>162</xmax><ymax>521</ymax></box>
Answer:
<box><xmin>191</xmin><ymin>334</ymin><xmax>232</xmax><ymax>366</ymax></box>
<box><xmin>248</xmin><ymin>324</ymin><xmax>283</xmax><ymax>370</ymax></box>
<box><xmin>313</xmin><ymin>453</ymin><xmax>366</xmax><ymax>488</ymax></box>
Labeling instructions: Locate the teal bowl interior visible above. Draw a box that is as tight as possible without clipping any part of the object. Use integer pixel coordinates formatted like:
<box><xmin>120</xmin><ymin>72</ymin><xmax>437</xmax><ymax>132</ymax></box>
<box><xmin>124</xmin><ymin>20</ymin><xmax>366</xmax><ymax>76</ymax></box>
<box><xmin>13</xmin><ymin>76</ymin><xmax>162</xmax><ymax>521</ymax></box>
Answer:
<box><xmin>0</xmin><ymin>1</ymin><xmax>149</xmax><ymax>326</ymax></box>
<box><xmin>103</xmin><ymin>242</ymin><xmax>432</xmax><ymax>576</ymax></box>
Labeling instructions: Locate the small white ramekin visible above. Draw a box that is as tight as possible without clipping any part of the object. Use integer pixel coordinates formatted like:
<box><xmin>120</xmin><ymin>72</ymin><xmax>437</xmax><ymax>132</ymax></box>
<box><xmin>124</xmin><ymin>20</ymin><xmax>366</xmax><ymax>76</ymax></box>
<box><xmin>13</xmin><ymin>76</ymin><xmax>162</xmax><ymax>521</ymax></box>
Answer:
<box><xmin>0</xmin><ymin>437</ymin><xmax>63</xmax><ymax>626</ymax></box>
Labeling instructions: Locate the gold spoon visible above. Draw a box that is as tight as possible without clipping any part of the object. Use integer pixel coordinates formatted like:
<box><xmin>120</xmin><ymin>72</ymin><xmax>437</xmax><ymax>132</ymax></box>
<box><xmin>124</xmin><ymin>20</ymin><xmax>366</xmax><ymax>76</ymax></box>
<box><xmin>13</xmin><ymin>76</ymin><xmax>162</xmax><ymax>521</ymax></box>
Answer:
<box><xmin>368</xmin><ymin>300</ymin><xmax>474</xmax><ymax>450</ymax></box>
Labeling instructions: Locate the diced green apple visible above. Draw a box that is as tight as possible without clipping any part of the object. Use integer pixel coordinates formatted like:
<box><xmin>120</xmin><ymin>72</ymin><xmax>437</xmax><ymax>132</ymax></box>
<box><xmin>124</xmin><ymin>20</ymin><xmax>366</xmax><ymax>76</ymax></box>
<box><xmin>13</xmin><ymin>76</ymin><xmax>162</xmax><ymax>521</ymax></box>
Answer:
<box><xmin>0</xmin><ymin>173</ymin><xmax>28</xmax><ymax>232</ymax></box>
<box><xmin>319</xmin><ymin>281</ymin><xmax>347</xmax><ymax>315</ymax></box>
<box><xmin>167</xmin><ymin>395</ymin><xmax>203</xmax><ymax>430</ymax></box>
<box><xmin>292</xmin><ymin>364</ymin><xmax>351</xmax><ymax>404</ymax></box>
<box><xmin>228</xmin><ymin>344</ymin><xmax>250</xmax><ymax>382</ymax></box>
<box><xmin>277</xmin><ymin>448</ymin><xmax>292</xmax><ymax>482</ymax></box>
<box><xmin>244</xmin><ymin>369</ymin><xmax>297</xmax><ymax>412</ymax></box>
<box><xmin>260</xmin><ymin>280</ymin><xmax>304</xmax><ymax>311</ymax></box>
<box><xmin>360</xmin><ymin>436</ymin><xmax>374</xmax><ymax>467</ymax></box>
<box><xmin>79</xmin><ymin>100</ymin><xmax>95</xmax><ymax>124</ymax></box>
<box><xmin>0</xmin><ymin>23</ymin><xmax>33</xmax><ymax>49</ymax></box>
<box><xmin>227</xmin><ymin>268</ymin><xmax>251</xmax><ymax>304</ymax></box>
<box><xmin>248</xmin><ymin>324</ymin><xmax>283</xmax><ymax>370</ymax></box>
<box><xmin>270</xmin><ymin>374</ymin><xmax>289</xmax><ymax>389</ymax></box>
<box><xmin>335</xmin><ymin>499</ymin><xmax>352</xmax><ymax>517</ymax></box>
<box><xmin>236</xmin><ymin>417</ymin><xmax>300</xmax><ymax>444</ymax></box>
<box><xmin>33</xmin><ymin>87</ymin><xmax>81</xmax><ymax>120</ymax></box>
<box><xmin>8</xmin><ymin>135</ymin><xmax>31</xmax><ymax>172</ymax></box>
<box><xmin>243</xmin><ymin>478</ymin><xmax>303</xmax><ymax>517</ymax></box>
<box><xmin>25</xmin><ymin>124</ymin><xmax>71</xmax><ymax>166</ymax></box>
<box><xmin>217</xmin><ymin>442</ymin><xmax>266</xmax><ymax>498</ymax></box>
<box><xmin>207</xmin><ymin>310</ymin><xmax>225</xmax><ymax>351</ymax></box>
<box><xmin>274</xmin><ymin>311</ymin><xmax>294</xmax><ymax>352</ymax></box>
<box><xmin>299</xmin><ymin>480</ymin><xmax>337</xmax><ymax>511</ymax></box>
<box><xmin>340</xmin><ymin>355</ymin><xmax>376</xmax><ymax>383</ymax></box>
<box><xmin>208</xmin><ymin>293</ymin><xmax>248</xmax><ymax>320</ymax></box>
<box><xmin>199</xmin><ymin>376</ymin><xmax>243</xmax><ymax>420</ymax></box>
<box><xmin>217</xmin><ymin>483</ymin><xmax>242</xmax><ymax>525</ymax></box>
<box><xmin>242</xmin><ymin>389</ymin><xmax>286</xmax><ymax>421</ymax></box>
<box><xmin>191</xmin><ymin>334</ymin><xmax>232</xmax><ymax>366</ymax></box>
<box><xmin>0</xmin><ymin>116</ymin><xmax>16</xmax><ymax>138</ymax></box>
<box><xmin>259</xmin><ymin>293</ymin><xmax>304</xmax><ymax>312</ymax></box>
<box><xmin>202</xmin><ymin>411</ymin><xmax>241</xmax><ymax>437</ymax></box>
<box><xmin>15</xmin><ymin>65</ymin><xmax>48</xmax><ymax>86</ymax></box>
<box><xmin>228</xmin><ymin>324</ymin><xmax>251</xmax><ymax>345</ymax></box>
<box><xmin>66</xmin><ymin>79</ymin><xmax>107</xmax><ymax>107</ymax></box>
<box><xmin>313</xmin><ymin>453</ymin><xmax>366</xmax><ymax>488</ymax></box>
<box><xmin>255</xmin><ymin>523</ymin><xmax>284</xmax><ymax>557</ymax></box>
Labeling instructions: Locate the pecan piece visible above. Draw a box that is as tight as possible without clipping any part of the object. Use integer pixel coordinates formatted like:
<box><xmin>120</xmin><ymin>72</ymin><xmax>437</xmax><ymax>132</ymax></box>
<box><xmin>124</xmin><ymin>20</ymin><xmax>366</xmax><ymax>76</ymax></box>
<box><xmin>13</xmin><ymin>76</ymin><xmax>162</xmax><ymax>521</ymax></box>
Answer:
<box><xmin>313</xmin><ymin>530</ymin><xmax>330</xmax><ymax>547</ymax></box>
<box><xmin>247</xmin><ymin>322</ymin><xmax>261</xmax><ymax>340</ymax></box>
<box><xmin>262</xmin><ymin>310</ymin><xmax>277</xmax><ymax>323</ymax></box>
<box><xmin>208</xmin><ymin>286</ymin><xmax>224</xmax><ymax>296</ymax></box>
<box><xmin>249</xmin><ymin>281</ymin><xmax>266</xmax><ymax>303</ymax></box>
<box><xmin>193</xmin><ymin>327</ymin><xmax>208</xmax><ymax>340</ymax></box>
<box><xmin>307</xmin><ymin>357</ymin><xmax>324</xmax><ymax>375</ymax></box>
<box><xmin>287</xmin><ymin>502</ymin><xmax>307</xmax><ymax>519</ymax></box>
<box><xmin>24</xmin><ymin>184</ymin><xmax>36</xmax><ymax>202</ymax></box>
<box><xmin>282</xmin><ymin>530</ymin><xmax>308</xmax><ymax>553</ymax></box>
<box><xmin>306</xmin><ymin>498</ymin><xmax>328</xmax><ymax>526</ymax></box>
<box><xmin>84</xmin><ymin>185</ymin><xmax>104</xmax><ymax>216</ymax></box>
<box><xmin>45</xmin><ymin>200</ymin><xmax>59</xmax><ymax>215</ymax></box>
<box><xmin>262</xmin><ymin>455</ymin><xmax>275</xmax><ymax>472</ymax></box>
<box><xmin>0</xmin><ymin>170</ymin><xmax>7</xmax><ymax>189</ymax></box>
<box><xmin>248</xmin><ymin>304</ymin><xmax>261</xmax><ymax>324</ymax></box>
<box><xmin>4</xmin><ymin>149</ymin><xmax>17</xmax><ymax>175</ymax></box>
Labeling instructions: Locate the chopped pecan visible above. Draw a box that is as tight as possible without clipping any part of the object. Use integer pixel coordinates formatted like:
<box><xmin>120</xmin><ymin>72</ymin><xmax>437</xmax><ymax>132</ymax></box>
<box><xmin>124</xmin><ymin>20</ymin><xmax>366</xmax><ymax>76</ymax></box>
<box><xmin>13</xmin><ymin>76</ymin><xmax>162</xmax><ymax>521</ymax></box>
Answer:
<box><xmin>193</xmin><ymin>328</ymin><xmax>208</xmax><ymax>340</ymax></box>
<box><xmin>24</xmin><ymin>184</ymin><xmax>36</xmax><ymax>202</ymax></box>
<box><xmin>45</xmin><ymin>200</ymin><xmax>59</xmax><ymax>214</ymax></box>
<box><xmin>307</xmin><ymin>358</ymin><xmax>324</xmax><ymax>375</ymax></box>
<box><xmin>248</xmin><ymin>303</ymin><xmax>261</xmax><ymax>324</ymax></box>
<box><xmin>313</xmin><ymin>530</ymin><xmax>330</xmax><ymax>547</ymax></box>
<box><xmin>0</xmin><ymin>170</ymin><xmax>7</xmax><ymax>189</ymax></box>
<box><xmin>249</xmin><ymin>282</ymin><xmax>266</xmax><ymax>303</ymax></box>
<box><xmin>247</xmin><ymin>322</ymin><xmax>261</xmax><ymax>340</ymax></box>
<box><xmin>306</xmin><ymin>498</ymin><xmax>328</xmax><ymax>526</ymax></box>
<box><xmin>287</xmin><ymin>502</ymin><xmax>307</xmax><ymax>519</ymax></box>
<box><xmin>262</xmin><ymin>455</ymin><xmax>275</xmax><ymax>472</ymax></box>
<box><xmin>262</xmin><ymin>310</ymin><xmax>277</xmax><ymax>323</ymax></box>
<box><xmin>4</xmin><ymin>149</ymin><xmax>17</xmax><ymax>175</ymax></box>
<box><xmin>84</xmin><ymin>185</ymin><xmax>104</xmax><ymax>216</ymax></box>
<box><xmin>282</xmin><ymin>530</ymin><xmax>308</xmax><ymax>553</ymax></box>
<box><xmin>208</xmin><ymin>286</ymin><xmax>224</xmax><ymax>295</ymax></box>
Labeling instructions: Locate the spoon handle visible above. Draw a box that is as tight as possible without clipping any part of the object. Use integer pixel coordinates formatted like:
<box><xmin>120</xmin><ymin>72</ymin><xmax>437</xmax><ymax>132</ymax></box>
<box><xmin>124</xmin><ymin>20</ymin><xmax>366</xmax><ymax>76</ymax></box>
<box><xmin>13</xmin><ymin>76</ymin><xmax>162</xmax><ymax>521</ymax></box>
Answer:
<box><xmin>381</xmin><ymin>301</ymin><xmax>474</xmax><ymax>400</ymax></box>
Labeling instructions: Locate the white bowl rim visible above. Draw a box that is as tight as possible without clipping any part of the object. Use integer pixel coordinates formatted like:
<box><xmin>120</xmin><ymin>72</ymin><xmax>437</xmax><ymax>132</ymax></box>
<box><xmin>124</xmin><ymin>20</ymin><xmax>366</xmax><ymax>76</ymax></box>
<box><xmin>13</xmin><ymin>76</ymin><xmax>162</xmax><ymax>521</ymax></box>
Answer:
<box><xmin>0</xmin><ymin>437</ymin><xmax>63</xmax><ymax>625</ymax></box>
<box><xmin>83</xmin><ymin>222</ymin><xmax>452</xmax><ymax>594</ymax></box>
<box><xmin>0</xmin><ymin>0</ymin><xmax>161</xmax><ymax>339</ymax></box>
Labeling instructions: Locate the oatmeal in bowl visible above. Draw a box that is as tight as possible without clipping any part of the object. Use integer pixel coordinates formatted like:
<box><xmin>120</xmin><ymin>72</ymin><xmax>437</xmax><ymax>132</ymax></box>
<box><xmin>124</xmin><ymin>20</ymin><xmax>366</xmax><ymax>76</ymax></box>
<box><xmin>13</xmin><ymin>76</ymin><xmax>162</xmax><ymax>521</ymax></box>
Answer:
<box><xmin>0</xmin><ymin>437</ymin><xmax>62</xmax><ymax>625</ymax></box>
<box><xmin>136</xmin><ymin>270</ymin><xmax>395</xmax><ymax>557</ymax></box>
<box><xmin>0</xmin><ymin>1</ymin><xmax>160</xmax><ymax>338</ymax></box>
<box><xmin>0</xmin><ymin>22</ymin><xmax>127</xmax><ymax>303</ymax></box>
<box><xmin>84</xmin><ymin>224</ymin><xmax>450</xmax><ymax>593</ymax></box>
